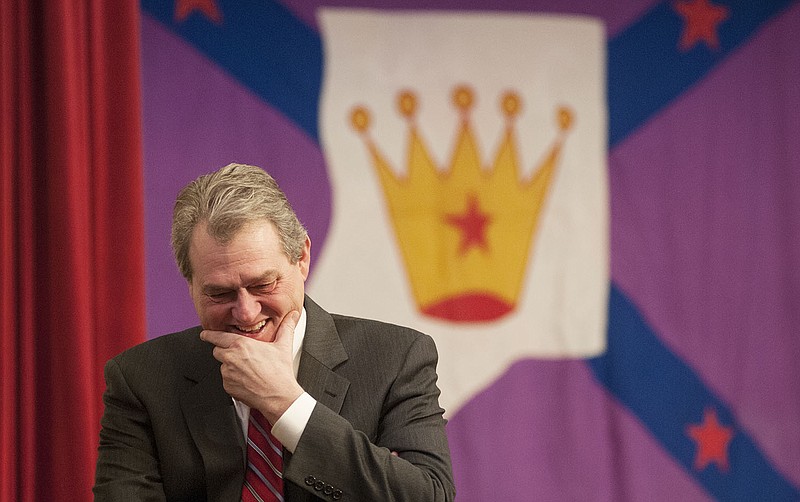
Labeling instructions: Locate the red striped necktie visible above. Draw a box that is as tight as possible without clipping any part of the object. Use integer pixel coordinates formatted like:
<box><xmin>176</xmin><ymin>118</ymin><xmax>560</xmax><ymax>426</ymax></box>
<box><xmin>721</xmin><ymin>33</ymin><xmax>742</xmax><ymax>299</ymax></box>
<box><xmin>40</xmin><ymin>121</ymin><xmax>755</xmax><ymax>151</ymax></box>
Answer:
<box><xmin>242</xmin><ymin>409</ymin><xmax>284</xmax><ymax>502</ymax></box>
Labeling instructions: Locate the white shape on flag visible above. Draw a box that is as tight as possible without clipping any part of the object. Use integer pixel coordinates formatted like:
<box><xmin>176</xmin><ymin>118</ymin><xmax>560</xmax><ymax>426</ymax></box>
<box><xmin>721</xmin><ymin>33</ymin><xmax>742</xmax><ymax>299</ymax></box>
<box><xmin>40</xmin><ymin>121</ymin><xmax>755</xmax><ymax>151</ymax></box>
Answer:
<box><xmin>312</xmin><ymin>9</ymin><xmax>608</xmax><ymax>415</ymax></box>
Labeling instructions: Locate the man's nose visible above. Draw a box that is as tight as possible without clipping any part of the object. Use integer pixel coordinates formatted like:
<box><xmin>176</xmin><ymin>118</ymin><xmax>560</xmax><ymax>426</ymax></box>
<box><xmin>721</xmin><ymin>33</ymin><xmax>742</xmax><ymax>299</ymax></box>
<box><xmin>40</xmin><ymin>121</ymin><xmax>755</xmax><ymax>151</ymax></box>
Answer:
<box><xmin>232</xmin><ymin>290</ymin><xmax>260</xmax><ymax>323</ymax></box>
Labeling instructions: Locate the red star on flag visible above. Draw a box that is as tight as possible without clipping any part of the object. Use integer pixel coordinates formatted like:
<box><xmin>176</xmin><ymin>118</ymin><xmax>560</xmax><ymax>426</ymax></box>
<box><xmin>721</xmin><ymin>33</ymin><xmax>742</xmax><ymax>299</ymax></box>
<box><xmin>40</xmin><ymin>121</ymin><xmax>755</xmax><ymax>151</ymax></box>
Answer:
<box><xmin>673</xmin><ymin>0</ymin><xmax>729</xmax><ymax>51</ymax></box>
<box><xmin>175</xmin><ymin>0</ymin><xmax>222</xmax><ymax>24</ymax></box>
<box><xmin>445</xmin><ymin>194</ymin><xmax>492</xmax><ymax>255</ymax></box>
<box><xmin>686</xmin><ymin>407</ymin><xmax>734</xmax><ymax>472</ymax></box>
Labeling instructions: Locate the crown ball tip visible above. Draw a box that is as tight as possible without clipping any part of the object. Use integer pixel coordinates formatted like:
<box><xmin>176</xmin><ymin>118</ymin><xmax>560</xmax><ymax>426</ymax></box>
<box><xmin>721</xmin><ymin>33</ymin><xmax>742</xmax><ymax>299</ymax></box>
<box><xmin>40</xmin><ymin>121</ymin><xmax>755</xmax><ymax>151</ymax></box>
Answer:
<box><xmin>350</xmin><ymin>106</ymin><xmax>371</xmax><ymax>132</ymax></box>
<box><xmin>501</xmin><ymin>91</ymin><xmax>522</xmax><ymax>119</ymax></box>
<box><xmin>397</xmin><ymin>90</ymin><xmax>418</xmax><ymax>119</ymax></box>
<box><xmin>452</xmin><ymin>85</ymin><xmax>474</xmax><ymax>113</ymax></box>
<box><xmin>557</xmin><ymin>106</ymin><xmax>573</xmax><ymax>131</ymax></box>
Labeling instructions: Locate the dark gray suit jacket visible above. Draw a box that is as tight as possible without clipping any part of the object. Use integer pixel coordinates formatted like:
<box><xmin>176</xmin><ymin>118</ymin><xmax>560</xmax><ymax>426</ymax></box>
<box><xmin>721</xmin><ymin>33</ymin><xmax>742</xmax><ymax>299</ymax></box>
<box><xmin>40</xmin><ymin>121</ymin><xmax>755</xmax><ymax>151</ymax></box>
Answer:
<box><xmin>94</xmin><ymin>296</ymin><xmax>455</xmax><ymax>501</ymax></box>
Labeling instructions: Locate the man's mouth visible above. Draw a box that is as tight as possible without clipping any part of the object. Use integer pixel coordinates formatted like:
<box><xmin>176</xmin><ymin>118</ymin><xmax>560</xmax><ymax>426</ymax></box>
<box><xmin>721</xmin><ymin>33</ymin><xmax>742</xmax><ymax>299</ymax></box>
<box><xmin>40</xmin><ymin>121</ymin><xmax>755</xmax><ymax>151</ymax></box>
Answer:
<box><xmin>235</xmin><ymin>319</ymin><xmax>267</xmax><ymax>335</ymax></box>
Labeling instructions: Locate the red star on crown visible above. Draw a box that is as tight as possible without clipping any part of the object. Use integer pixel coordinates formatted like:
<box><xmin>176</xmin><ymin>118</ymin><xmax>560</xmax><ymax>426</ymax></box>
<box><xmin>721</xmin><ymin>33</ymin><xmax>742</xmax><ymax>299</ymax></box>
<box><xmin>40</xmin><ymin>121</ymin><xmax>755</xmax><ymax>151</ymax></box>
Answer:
<box><xmin>175</xmin><ymin>0</ymin><xmax>222</xmax><ymax>24</ymax></box>
<box><xmin>445</xmin><ymin>194</ymin><xmax>492</xmax><ymax>255</ymax></box>
<box><xmin>686</xmin><ymin>407</ymin><xmax>734</xmax><ymax>472</ymax></box>
<box><xmin>674</xmin><ymin>0</ymin><xmax>729</xmax><ymax>51</ymax></box>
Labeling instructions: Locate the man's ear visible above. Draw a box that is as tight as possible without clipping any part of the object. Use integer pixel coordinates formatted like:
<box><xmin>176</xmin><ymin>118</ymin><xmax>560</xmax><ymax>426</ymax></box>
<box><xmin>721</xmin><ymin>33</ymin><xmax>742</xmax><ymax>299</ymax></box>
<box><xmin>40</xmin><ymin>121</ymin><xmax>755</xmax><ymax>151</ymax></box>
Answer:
<box><xmin>299</xmin><ymin>235</ymin><xmax>311</xmax><ymax>280</ymax></box>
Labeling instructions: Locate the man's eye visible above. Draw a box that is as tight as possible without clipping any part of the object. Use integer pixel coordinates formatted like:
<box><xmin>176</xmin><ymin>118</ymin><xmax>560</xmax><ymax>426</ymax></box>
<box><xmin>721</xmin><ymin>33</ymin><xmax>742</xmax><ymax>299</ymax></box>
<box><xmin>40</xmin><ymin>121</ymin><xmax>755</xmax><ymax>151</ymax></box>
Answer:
<box><xmin>207</xmin><ymin>291</ymin><xmax>234</xmax><ymax>303</ymax></box>
<box><xmin>250</xmin><ymin>282</ymin><xmax>276</xmax><ymax>294</ymax></box>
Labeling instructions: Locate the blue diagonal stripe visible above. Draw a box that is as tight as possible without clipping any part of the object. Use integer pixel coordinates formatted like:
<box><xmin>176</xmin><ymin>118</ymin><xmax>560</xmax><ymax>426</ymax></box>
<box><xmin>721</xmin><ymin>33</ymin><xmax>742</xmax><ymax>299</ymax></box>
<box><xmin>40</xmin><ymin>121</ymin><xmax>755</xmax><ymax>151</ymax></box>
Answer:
<box><xmin>589</xmin><ymin>285</ymin><xmax>800</xmax><ymax>500</ymax></box>
<box><xmin>140</xmin><ymin>0</ymin><xmax>798</xmax><ymax>149</ymax></box>
<box><xmin>608</xmin><ymin>0</ymin><xmax>797</xmax><ymax>146</ymax></box>
<box><xmin>141</xmin><ymin>0</ymin><xmax>322</xmax><ymax>141</ymax></box>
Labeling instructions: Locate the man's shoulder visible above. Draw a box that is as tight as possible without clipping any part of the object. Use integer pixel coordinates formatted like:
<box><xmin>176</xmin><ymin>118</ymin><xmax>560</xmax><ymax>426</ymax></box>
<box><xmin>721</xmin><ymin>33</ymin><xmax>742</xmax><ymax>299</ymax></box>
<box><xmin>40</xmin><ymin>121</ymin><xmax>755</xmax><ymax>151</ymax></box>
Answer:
<box><xmin>330</xmin><ymin>313</ymin><xmax>419</xmax><ymax>336</ymax></box>
<box><xmin>306</xmin><ymin>295</ymin><xmax>429</xmax><ymax>346</ymax></box>
<box><xmin>328</xmin><ymin>312</ymin><xmax>435</xmax><ymax>359</ymax></box>
<box><xmin>102</xmin><ymin>326</ymin><xmax>217</xmax><ymax>405</ymax></box>
<box><xmin>110</xmin><ymin>326</ymin><xmax>207</xmax><ymax>369</ymax></box>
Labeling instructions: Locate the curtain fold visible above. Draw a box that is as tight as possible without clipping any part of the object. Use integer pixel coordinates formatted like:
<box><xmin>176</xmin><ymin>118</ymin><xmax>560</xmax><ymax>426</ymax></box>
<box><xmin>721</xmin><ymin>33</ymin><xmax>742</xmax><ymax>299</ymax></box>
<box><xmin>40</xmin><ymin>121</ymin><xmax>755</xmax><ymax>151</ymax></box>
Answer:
<box><xmin>1</xmin><ymin>1</ymin><xmax>146</xmax><ymax>500</ymax></box>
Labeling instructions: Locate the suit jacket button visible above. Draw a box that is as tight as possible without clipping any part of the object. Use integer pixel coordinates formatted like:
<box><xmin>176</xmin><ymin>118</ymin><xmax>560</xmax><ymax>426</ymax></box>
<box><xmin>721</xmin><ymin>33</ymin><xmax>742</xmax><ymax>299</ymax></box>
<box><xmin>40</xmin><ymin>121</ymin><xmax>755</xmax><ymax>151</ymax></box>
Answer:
<box><xmin>314</xmin><ymin>480</ymin><xmax>325</xmax><ymax>491</ymax></box>
<box><xmin>332</xmin><ymin>490</ymin><xmax>343</xmax><ymax>500</ymax></box>
<box><xmin>323</xmin><ymin>484</ymin><xmax>334</xmax><ymax>495</ymax></box>
<box><xmin>304</xmin><ymin>475</ymin><xmax>316</xmax><ymax>486</ymax></box>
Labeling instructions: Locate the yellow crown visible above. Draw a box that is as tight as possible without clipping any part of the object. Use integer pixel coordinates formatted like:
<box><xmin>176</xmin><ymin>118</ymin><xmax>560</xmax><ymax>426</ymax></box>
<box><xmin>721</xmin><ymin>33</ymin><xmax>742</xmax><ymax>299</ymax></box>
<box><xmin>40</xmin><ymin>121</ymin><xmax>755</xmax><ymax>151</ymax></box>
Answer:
<box><xmin>351</xmin><ymin>85</ymin><xmax>572</xmax><ymax>323</ymax></box>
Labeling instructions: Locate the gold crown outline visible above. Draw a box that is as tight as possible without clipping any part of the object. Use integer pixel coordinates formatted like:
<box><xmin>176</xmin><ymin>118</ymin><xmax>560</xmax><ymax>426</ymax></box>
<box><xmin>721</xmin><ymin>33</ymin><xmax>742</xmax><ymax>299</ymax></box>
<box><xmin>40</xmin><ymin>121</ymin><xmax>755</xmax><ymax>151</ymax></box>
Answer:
<box><xmin>350</xmin><ymin>85</ymin><xmax>573</xmax><ymax>323</ymax></box>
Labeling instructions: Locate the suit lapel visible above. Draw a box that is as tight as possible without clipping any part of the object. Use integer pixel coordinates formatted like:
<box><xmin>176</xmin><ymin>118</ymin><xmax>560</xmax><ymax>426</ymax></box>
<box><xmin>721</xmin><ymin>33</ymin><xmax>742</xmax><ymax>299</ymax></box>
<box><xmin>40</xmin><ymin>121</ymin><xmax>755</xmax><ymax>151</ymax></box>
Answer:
<box><xmin>180</xmin><ymin>337</ymin><xmax>246</xmax><ymax>501</ymax></box>
<box><xmin>298</xmin><ymin>296</ymin><xmax>350</xmax><ymax>414</ymax></box>
<box><xmin>175</xmin><ymin>298</ymin><xmax>350</xmax><ymax>501</ymax></box>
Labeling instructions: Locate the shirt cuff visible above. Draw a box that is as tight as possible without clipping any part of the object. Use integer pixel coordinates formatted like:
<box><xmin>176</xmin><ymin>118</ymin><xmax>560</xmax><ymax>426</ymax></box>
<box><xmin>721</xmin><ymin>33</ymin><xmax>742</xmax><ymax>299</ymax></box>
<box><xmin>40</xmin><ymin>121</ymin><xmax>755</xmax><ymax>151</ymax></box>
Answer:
<box><xmin>271</xmin><ymin>391</ymin><xmax>316</xmax><ymax>453</ymax></box>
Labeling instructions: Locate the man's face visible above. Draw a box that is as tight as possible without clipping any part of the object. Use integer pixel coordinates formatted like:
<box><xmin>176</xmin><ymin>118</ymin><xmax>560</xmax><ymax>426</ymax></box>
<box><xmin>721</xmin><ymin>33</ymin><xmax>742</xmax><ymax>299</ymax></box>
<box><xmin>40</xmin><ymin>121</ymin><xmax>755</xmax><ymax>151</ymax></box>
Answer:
<box><xmin>188</xmin><ymin>219</ymin><xmax>310</xmax><ymax>342</ymax></box>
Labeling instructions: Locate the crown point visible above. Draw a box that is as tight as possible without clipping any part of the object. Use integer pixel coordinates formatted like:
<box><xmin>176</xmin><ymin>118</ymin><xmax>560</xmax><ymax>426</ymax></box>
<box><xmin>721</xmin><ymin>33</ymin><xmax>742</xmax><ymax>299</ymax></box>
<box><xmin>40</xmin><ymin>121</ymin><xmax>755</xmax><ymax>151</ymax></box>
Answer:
<box><xmin>452</xmin><ymin>85</ymin><xmax>474</xmax><ymax>115</ymax></box>
<box><xmin>501</xmin><ymin>91</ymin><xmax>522</xmax><ymax>120</ymax></box>
<box><xmin>398</xmin><ymin>91</ymin><xmax>418</xmax><ymax>119</ymax></box>
<box><xmin>557</xmin><ymin>106</ymin><xmax>573</xmax><ymax>131</ymax></box>
<box><xmin>351</xmin><ymin>106</ymin><xmax>371</xmax><ymax>133</ymax></box>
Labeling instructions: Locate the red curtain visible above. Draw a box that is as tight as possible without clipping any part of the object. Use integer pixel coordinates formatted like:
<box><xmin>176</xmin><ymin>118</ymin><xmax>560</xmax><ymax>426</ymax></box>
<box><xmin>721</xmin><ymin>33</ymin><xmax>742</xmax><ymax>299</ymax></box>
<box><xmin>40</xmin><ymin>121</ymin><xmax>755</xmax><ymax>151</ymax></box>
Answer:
<box><xmin>0</xmin><ymin>1</ymin><xmax>146</xmax><ymax>500</ymax></box>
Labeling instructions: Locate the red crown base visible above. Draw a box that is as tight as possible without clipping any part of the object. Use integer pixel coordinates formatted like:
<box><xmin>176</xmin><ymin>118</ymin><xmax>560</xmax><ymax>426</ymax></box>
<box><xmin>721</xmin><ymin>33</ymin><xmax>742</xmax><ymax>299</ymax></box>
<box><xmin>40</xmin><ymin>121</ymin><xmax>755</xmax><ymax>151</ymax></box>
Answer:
<box><xmin>421</xmin><ymin>293</ymin><xmax>514</xmax><ymax>323</ymax></box>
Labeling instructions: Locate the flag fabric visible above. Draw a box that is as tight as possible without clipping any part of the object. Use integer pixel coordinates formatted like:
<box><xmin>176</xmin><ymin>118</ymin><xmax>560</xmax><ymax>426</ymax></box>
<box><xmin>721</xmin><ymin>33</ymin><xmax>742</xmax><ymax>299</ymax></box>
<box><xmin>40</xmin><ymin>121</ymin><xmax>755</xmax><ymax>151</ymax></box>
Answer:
<box><xmin>313</xmin><ymin>9</ymin><xmax>608</xmax><ymax>414</ymax></box>
<box><xmin>139</xmin><ymin>1</ymin><xmax>800</xmax><ymax>500</ymax></box>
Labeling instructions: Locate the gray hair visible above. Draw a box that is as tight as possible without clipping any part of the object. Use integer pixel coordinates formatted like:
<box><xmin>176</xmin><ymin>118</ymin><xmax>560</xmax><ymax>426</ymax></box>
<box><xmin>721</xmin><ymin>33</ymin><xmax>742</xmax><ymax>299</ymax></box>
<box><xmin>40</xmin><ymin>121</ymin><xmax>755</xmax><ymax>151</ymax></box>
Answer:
<box><xmin>171</xmin><ymin>163</ymin><xmax>308</xmax><ymax>281</ymax></box>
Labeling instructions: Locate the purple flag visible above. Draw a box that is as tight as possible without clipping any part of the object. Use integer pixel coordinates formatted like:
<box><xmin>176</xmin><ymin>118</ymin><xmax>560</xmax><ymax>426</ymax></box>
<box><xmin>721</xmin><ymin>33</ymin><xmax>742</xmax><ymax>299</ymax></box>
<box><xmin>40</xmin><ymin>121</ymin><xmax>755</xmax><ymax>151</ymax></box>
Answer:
<box><xmin>140</xmin><ymin>0</ymin><xmax>800</xmax><ymax>499</ymax></box>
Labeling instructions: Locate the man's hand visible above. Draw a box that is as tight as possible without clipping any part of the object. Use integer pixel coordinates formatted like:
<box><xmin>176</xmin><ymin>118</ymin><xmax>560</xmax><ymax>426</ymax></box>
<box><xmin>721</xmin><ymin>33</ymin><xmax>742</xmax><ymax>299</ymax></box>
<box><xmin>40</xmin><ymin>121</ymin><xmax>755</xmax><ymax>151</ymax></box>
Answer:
<box><xmin>200</xmin><ymin>311</ymin><xmax>304</xmax><ymax>425</ymax></box>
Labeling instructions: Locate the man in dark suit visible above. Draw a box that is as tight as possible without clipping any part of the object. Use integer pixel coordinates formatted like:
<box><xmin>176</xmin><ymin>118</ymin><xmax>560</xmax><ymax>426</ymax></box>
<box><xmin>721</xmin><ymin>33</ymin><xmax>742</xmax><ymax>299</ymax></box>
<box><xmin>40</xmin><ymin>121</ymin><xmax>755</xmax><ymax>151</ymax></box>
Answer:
<box><xmin>93</xmin><ymin>163</ymin><xmax>455</xmax><ymax>501</ymax></box>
